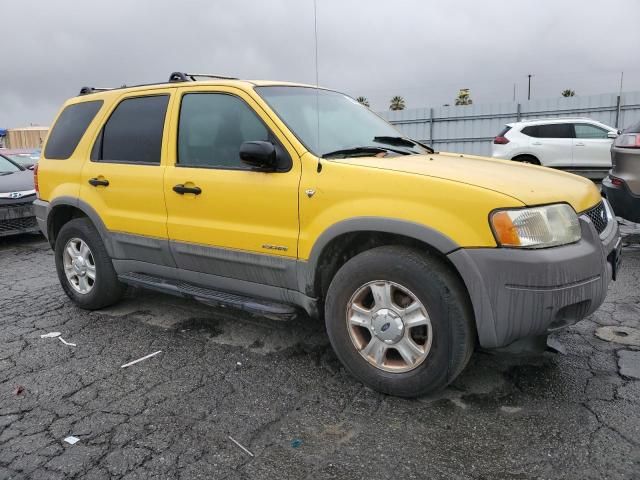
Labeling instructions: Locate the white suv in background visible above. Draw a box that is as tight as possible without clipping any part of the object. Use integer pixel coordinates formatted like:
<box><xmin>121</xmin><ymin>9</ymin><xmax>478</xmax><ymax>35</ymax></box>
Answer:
<box><xmin>491</xmin><ymin>118</ymin><xmax>618</xmax><ymax>168</ymax></box>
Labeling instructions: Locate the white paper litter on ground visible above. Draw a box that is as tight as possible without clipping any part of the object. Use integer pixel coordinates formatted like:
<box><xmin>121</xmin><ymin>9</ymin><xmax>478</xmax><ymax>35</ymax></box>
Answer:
<box><xmin>40</xmin><ymin>332</ymin><xmax>61</xmax><ymax>338</ymax></box>
<box><xmin>120</xmin><ymin>350</ymin><xmax>162</xmax><ymax>368</ymax></box>
<box><xmin>58</xmin><ymin>337</ymin><xmax>76</xmax><ymax>347</ymax></box>
<box><xmin>64</xmin><ymin>436</ymin><xmax>80</xmax><ymax>445</ymax></box>
<box><xmin>228</xmin><ymin>435</ymin><xmax>254</xmax><ymax>457</ymax></box>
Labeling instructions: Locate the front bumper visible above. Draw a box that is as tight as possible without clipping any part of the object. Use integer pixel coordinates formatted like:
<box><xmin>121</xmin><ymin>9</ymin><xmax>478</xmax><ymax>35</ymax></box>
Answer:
<box><xmin>448</xmin><ymin>210</ymin><xmax>620</xmax><ymax>349</ymax></box>
<box><xmin>0</xmin><ymin>199</ymin><xmax>38</xmax><ymax>237</ymax></box>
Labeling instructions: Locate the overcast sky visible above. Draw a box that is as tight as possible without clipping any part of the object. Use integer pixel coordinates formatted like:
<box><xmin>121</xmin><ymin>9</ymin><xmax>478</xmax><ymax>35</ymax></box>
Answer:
<box><xmin>1</xmin><ymin>0</ymin><xmax>639</xmax><ymax>127</ymax></box>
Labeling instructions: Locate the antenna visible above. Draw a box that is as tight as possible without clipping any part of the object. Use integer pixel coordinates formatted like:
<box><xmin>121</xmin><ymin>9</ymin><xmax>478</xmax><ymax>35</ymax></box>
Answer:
<box><xmin>313</xmin><ymin>0</ymin><xmax>321</xmax><ymax>171</ymax></box>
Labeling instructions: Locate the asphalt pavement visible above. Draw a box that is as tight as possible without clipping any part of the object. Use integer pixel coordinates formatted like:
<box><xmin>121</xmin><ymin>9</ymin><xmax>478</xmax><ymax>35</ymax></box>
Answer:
<box><xmin>0</xmin><ymin>228</ymin><xmax>639</xmax><ymax>479</ymax></box>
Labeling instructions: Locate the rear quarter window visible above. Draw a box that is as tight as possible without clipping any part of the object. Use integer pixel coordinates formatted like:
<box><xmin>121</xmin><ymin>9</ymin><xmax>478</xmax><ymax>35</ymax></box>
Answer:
<box><xmin>44</xmin><ymin>101</ymin><xmax>103</xmax><ymax>159</ymax></box>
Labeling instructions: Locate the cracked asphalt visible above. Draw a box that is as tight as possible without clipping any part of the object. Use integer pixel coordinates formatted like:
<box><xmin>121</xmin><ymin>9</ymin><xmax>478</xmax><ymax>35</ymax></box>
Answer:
<box><xmin>1</xmin><ymin>228</ymin><xmax>639</xmax><ymax>480</ymax></box>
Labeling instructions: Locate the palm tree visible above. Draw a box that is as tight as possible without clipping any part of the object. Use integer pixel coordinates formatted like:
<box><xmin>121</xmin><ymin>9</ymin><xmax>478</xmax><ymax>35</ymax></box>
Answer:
<box><xmin>389</xmin><ymin>96</ymin><xmax>406</xmax><ymax>111</ymax></box>
<box><xmin>454</xmin><ymin>88</ymin><xmax>473</xmax><ymax>106</ymax></box>
<box><xmin>561</xmin><ymin>89</ymin><xmax>575</xmax><ymax>97</ymax></box>
<box><xmin>356</xmin><ymin>96</ymin><xmax>370</xmax><ymax>107</ymax></box>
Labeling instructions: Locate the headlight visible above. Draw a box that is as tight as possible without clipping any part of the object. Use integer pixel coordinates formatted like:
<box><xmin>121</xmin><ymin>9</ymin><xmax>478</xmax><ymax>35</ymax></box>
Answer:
<box><xmin>490</xmin><ymin>203</ymin><xmax>581</xmax><ymax>248</ymax></box>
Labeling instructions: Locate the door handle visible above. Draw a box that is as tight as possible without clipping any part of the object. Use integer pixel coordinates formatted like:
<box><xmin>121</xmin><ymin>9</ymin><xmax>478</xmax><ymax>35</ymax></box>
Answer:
<box><xmin>173</xmin><ymin>184</ymin><xmax>202</xmax><ymax>195</ymax></box>
<box><xmin>88</xmin><ymin>177</ymin><xmax>109</xmax><ymax>187</ymax></box>
<box><xmin>575</xmin><ymin>142</ymin><xmax>585</xmax><ymax>146</ymax></box>
<box><xmin>532</xmin><ymin>142</ymin><xmax>542</xmax><ymax>145</ymax></box>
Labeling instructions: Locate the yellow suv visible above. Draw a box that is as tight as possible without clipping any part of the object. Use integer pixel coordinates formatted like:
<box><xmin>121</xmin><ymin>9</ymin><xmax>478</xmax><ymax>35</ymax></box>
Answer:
<box><xmin>34</xmin><ymin>73</ymin><xmax>622</xmax><ymax>397</ymax></box>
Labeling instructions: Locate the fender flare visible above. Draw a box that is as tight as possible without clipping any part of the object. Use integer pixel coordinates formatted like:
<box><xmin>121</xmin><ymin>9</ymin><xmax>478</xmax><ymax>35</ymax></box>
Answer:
<box><xmin>298</xmin><ymin>216</ymin><xmax>460</xmax><ymax>295</ymax></box>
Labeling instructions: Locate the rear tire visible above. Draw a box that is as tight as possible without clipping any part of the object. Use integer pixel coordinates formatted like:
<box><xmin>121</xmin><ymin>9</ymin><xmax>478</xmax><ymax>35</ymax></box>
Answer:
<box><xmin>324</xmin><ymin>246</ymin><xmax>475</xmax><ymax>397</ymax></box>
<box><xmin>54</xmin><ymin>218</ymin><xmax>124</xmax><ymax>310</ymax></box>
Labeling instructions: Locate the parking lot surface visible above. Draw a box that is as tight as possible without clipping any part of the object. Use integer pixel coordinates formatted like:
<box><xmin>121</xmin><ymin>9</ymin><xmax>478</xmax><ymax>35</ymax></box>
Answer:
<box><xmin>1</xmin><ymin>230</ymin><xmax>639</xmax><ymax>480</ymax></box>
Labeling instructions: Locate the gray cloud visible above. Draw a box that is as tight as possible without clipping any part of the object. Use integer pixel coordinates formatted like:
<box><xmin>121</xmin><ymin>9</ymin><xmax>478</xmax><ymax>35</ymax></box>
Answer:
<box><xmin>1</xmin><ymin>0</ymin><xmax>639</xmax><ymax>127</ymax></box>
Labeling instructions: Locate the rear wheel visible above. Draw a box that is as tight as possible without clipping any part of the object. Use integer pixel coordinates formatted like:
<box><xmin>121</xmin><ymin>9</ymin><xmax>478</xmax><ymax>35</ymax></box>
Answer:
<box><xmin>54</xmin><ymin>218</ymin><xmax>124</xmax><ymax>310</ymax></box>
<box><xmin>324</xmin><ymin>246</ymin><xmax>475</xmax><ymax>397</ymax></box>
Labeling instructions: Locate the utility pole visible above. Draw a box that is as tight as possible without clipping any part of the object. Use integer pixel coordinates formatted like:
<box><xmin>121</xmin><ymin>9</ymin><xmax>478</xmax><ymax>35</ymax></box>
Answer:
<box><xmin>527</xmin><ymin>74</ymin><xmax>532</xmax><ymax>101</ymax></box>
<box><xmin>513</xmin><ymin>83</ymin><xmax>516</xmax><ymax>102</ymax></box>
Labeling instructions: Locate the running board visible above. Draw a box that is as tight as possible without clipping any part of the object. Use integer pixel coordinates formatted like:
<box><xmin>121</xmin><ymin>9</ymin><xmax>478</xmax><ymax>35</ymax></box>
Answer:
<box><xmin>118</xmin><ymin>272</ymin><xmax>299</xmax><ymax>320</ymax></box>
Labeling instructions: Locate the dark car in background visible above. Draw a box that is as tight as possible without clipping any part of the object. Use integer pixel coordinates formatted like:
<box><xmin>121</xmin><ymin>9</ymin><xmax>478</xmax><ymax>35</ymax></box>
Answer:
<box><xmin>0</xmin><ymin>153</ymin><xmax>38</xmax><ymax>237</ymax></box>
<box><xmin>0</xmin><ymin>148</ymin><xmax>40</xmax><ymax>169</ymax></box>
<box><xmin>602</xmin><ymin>120</ymin><xmax>640</xmax><ymax>223</ymax></box>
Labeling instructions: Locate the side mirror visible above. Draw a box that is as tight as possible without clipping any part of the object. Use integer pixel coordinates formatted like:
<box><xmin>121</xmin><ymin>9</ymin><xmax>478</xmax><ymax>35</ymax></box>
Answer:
<box><xmin>239</xmin><ymin>141</ymin><xmax>277</xmax><ymax>171</ymax></box>
<box><xmin>607</xmin><ymin>131</ymin><xmax>618</xmax><ymax>139</ymax></box>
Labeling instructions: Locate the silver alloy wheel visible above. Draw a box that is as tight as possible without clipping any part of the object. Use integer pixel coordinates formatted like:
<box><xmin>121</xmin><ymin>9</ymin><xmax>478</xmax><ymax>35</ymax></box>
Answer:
<box><xmin>346</xmin><ymin>280</ymin><xmax>432</xmax><ymax>373</ymax></box>
<box><xmin>62</xmin><ymin>237</ymin><xmax>96</xmax><ymax>294</ymax></box>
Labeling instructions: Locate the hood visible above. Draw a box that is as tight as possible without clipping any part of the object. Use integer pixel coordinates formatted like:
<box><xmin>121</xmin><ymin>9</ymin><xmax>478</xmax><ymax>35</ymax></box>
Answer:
<box><xmin>0</xmin><ymin>169</ymin><xmax>35</xmax><ymax>194</ymax></box>
<box><xmin>338</xmin><ymin>152</ymin><xmax>601</xmax><ymax>213</ymax></box>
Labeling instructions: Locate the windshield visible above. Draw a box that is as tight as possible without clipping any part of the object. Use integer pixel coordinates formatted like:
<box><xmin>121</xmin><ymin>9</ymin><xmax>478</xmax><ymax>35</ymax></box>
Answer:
<box><xmin>255</xmin><ymin>86</ymin><xmax>428</xmax><ymax>158</ymax></box>
<box><xmin>7</xmin><ymin>152</ymin><xmax>39</xmax><ymax>166</ymax></box>
<box><xmin>0</xmin><ymin>155</ymin><xmax>22</xmax><ymax>174</ymax></box>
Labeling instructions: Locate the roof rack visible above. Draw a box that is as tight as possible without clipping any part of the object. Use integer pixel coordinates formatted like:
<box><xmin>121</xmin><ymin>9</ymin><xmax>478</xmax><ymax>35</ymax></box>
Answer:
<box><xmin>168</xmin><ymin>72</ymin><xmax>239</xmax><ymax>82</ymax></box>
<box><xmin>78</xmin><ymin>72</ymin><xmax>240</xmax><ymax>96</ymax></box>
<box><xmin>79</xmin><ymin>86</ymin><xmax>116</xmax><ymax>96</ymax></box>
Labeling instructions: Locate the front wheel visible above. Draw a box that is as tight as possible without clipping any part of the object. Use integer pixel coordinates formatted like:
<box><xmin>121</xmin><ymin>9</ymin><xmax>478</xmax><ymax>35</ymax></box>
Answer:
<box><xmin>324</xmin><ymin>246</ymin><xmax>475</xmax><ymax>397</ymax></box>
<box><xmin>54</xmin><ymin>218</ymin><xmax>124</xmax><ymax>310</ymax></box>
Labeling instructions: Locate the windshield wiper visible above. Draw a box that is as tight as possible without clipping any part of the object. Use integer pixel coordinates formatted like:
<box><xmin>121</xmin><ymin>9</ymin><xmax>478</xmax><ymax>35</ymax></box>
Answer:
<box><xmin>0</xmin><ymin>172</ymin><xmax>14</xmax><ymax>176</ymax></box>
<box><xmin>373</xmin><ymin>136</ymin><xmax>434</xmax><ymax>153</ymax></box>
<box><xmin>322</xmin><ymin>146</ymin><xmax>409</xmax><ymax>159</ymax></box>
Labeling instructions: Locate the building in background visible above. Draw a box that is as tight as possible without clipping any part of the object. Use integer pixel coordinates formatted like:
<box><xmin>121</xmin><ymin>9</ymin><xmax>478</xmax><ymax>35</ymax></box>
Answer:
<box><xmin>1</xmin><ymin>127</ymin><xmax>49</xmax><ymax>149</ymax></box>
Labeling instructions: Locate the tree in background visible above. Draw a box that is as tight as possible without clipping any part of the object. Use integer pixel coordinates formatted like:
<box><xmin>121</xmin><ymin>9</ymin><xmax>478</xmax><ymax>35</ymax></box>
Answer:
<box><xmin>356</xmin><ymin>96</ymin><xmax>370</xmax><ymax>107</ymax></box>
<box><xmin>389</xmin><ymin>96</ymin><xmax>406</xmax><ymax>111</ymax></box>
<box><xmin>561</xmin><ymin>89</ymin><xmax>576</xmax><ymax>97</ymax></box>
<box><xmin>455</xmin><ymin>88</ymin><xmax>473</xmax><ymax>106</ymax></box>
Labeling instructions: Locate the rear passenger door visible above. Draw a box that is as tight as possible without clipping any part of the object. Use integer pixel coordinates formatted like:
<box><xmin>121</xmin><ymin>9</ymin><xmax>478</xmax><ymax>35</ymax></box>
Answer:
<box><xmin>80</xmin><ymin>90</ymin><xmax>175</xmax><ymax>266</ymax></box>
<box><xmin>573</xmin><ymin>123</ymin><xmax>612</xmax><ymax>168</ymax></box>
<box><xmin>523</xmin><ymin>123</ymin><xmax>574</xmax><ymax>167</ymax></box>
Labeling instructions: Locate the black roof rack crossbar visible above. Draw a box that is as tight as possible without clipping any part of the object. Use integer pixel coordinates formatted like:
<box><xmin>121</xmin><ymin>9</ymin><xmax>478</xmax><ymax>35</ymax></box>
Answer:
<box><xmin>168</xmin><ymin>72</ymin><xmax>239</xmax><ymax>82</ymax></box>
<box><xmin>79</xmin><ymin>86</ymin><xmax>116</xmax><ymax>96</ymax></box>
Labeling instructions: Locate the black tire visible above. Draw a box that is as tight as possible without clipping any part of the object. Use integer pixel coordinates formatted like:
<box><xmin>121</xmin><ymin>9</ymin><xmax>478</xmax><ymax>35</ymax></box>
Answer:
<box><xmin>324</xmin><ymin>246</ymin><xmax>475</xmax><ymax>397</ymax></box>
<box><xmin>512</xmin><ymin>155</ymin><xmax>540</xmax><ymax>165</ymax></box>
<box><xmin>54</xmin><ymin>217</ymin><xmax>124</xmax><ymax>310</ymax></box>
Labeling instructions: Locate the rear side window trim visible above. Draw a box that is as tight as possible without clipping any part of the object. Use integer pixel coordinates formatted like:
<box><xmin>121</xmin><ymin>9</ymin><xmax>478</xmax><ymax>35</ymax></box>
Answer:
<box><xmin>44</xmin><ymin>100</ymin><xmax>103</xmax><ymax>160</ymax></box>
<box><xmin>91</xmin><ymin>94</ymin><xmax>169</xmax><ymax>166</ymax></box>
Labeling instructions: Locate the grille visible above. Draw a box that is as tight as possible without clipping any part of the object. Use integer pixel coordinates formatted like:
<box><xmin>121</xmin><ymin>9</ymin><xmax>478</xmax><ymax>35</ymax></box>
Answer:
<box><xmin>0</xmin><ymin>216</ymin><xmax>38</xmax><ymax>234</ymax></box>
<box><xmin>584</xmin><ymin>201</ymin><xmax>608</xmax><ymax>235</ymax></box>
<box><xmin>0</xmin><ymin>201</ymin><xmax>33</xmax><ymax>209</ymax></box>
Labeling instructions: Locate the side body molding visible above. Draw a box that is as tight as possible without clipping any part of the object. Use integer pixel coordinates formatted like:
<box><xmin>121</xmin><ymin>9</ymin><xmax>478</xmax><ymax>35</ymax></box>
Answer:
<box><xmin>298</xmin><ymin>216</ymin><xmax>461</xmax><ymax>295</ymax></box>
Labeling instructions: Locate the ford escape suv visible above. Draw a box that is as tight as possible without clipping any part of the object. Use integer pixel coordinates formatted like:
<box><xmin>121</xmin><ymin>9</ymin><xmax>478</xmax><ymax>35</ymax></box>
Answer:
<box><xmin>34</xmin><ymin>73</ymin><xmax>621</xmax><ymax>397</ymax></box>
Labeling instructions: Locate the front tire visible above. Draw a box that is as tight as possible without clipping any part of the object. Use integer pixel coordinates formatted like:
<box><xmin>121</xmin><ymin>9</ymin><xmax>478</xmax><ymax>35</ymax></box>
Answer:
<box><xmin>54</xmin><ymin>218</ymin><xmax>124</xmax><ymax>310</ymax></box>
<box><xmin>324</xmin><ymin>246</ymin><xmax>475</xmax><ymax>397</ymax></box>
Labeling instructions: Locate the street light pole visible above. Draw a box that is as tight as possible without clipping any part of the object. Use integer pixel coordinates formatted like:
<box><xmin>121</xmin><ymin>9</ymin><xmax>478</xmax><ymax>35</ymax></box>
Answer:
<box><xmin>527</xmin><ymin>74</ymin><xmax>532</xmax><ymax>101</ymax></box>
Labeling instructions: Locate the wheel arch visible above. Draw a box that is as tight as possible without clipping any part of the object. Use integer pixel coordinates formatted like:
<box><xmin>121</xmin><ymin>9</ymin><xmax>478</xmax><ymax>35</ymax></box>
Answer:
<box><xmin>46</xmin><ymin>197</ymin><xmax>112</xmax><ymax>254</ymax></box>
<box><xmin>511</xmin><ymin>153</ymin><xmax>540</xmax><ymax>164</ymax></box>
<box><xmin>300</xmin><ymin>218</ymin><xmax>462</xmax><ymax>300</ymax></box>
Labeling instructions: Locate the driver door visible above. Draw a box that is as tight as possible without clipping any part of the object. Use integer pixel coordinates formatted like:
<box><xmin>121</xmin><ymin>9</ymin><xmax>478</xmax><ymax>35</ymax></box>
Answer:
<box><xmin>163</xmin><ymin>86</ymin><xmax>302</xmax><ymax>289</ymax></box>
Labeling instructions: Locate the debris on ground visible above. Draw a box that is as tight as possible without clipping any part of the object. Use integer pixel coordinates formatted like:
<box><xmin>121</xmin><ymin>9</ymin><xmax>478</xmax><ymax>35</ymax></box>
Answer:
<box><xmin>290</xmin><ymin>438</ymin><xmax>303</xmax><ymax>448</ymax></box>
<box><xmin>41</xmin><ymin>331</ymin><xmax>76</xmax><ymax>347</ymax></box>
<box><xmin>58</xmin><ymin>337</ymin><xmax>76</xmax><ymax>347</ymax></box>
<box><xmin>617</xmin><ymin>350</ymin><xmax>640</xmax><ymax>380</ymax></box>
<box><xmin>63</xmin><ymin>436</ymin><xmax>80</xmax><ymax>445</ymax></box>
<box><xmin>14</xmin><ymin>385</ymin><xmax>25</xmax><ymax>396</ymax></box>
<box><xmin>595</xmin><ymin>326</ymin><xmax>640</xmax><ymax>346</ymax></box>
<box><xmin>228</xmin><ymin>435</ymin><xmax>254</xmax><ymax>457</ymax></box>
<box><xmin>40</xmin><ymin>332</ymin><xmax>61</xmax><ymax>338</ymax></box>
<box><xmin>500</xmin><ymin>406</ymin><xmax>523</xmax><ymax>414</ymax></box>
<box><xmin>120</xmin><ymin>350</ymin><xmax>162</xmax><ymax>369</ymax></box>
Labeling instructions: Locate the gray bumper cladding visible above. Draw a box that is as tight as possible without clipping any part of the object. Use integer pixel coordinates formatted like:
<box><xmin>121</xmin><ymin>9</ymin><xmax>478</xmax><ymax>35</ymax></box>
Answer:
<box><xmin>448</xmin><ymin>217</ymin><xmax>620</xmax><ymax>349</ymax></box>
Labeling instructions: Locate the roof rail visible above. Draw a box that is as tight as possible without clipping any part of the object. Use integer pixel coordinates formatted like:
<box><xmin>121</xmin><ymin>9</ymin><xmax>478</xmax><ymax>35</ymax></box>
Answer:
<box><xmin>79</xmin><ymin>86</ymin><xmax>117</xmax><ymax>96</ymax></box>
<box><xmin>168</xmin><ymin>72</ymin><xmax>239</xmax><ymax>82</ymax></box>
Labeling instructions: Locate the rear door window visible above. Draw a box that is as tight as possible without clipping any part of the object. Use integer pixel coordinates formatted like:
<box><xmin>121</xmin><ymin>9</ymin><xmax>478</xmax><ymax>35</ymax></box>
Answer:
<box><xmin>528</xmin><ymin>123</ymin><xmax>574</xmax><ymax>139</ymax></box>
<box><xmin>574</xmin><ymin>124</ymin><xmax>608</xmax><ymax>139</ymax></box>
<box><xmin>44</xmin><ymin>101</ymin><xmax>103</xmax><ymax>159</ymax></box>
<box><xmin>92</xmin><ymin>95</ymin><xmax>169</xmax><ymax>165</ymax></box>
